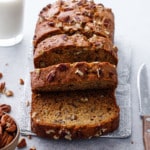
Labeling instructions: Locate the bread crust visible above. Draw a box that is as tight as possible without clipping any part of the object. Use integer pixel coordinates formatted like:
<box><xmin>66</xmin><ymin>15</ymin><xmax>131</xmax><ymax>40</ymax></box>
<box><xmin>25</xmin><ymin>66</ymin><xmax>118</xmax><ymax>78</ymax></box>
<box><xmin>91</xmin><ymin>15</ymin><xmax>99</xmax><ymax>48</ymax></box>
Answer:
<box><xmin>31</xmin><ymin>62</ymin><xmax>118</xmax><ymax>92</ymax></box>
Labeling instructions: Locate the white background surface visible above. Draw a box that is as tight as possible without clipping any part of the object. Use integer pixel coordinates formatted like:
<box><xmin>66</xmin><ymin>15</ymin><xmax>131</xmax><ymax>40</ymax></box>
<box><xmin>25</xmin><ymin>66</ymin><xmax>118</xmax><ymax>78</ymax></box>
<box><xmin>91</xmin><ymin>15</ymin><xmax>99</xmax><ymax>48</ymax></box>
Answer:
<box><xmin>1</xmin><ymin>0</ymin><xmax>150</xmax><ymax>149</ymax></box>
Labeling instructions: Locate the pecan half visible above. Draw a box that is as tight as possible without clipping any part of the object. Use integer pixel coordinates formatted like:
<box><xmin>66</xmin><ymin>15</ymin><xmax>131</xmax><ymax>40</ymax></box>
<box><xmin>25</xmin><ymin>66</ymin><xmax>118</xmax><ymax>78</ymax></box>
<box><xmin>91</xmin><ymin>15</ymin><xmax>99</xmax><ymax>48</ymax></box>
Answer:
<box><xmin>47</xmin><ymin>70</ymin><xmax>56</xmax><ymax>82</ymax></box>
<box><xmin>57</xmin><ymin>64</ymin><xmax>68</xmax><ymax>72</ymax></box>
<box><xmin>0</xmin><ymin>104</ymin><xmax>11</xmax><ymax>113</ymax></box>
<box><xmin>19</xmin><ymin>78</ymin><xmax>24</xmax><ymax>85</ymax></box>
<box><xmin>17</xmin><ymin>138</ymin><xmax>27</xmax><ymax>148</ymax></box>
<box><xmin>1</xmin><ymin>114</ymin><xmax>17</xmax><ymax>133</ymax></box>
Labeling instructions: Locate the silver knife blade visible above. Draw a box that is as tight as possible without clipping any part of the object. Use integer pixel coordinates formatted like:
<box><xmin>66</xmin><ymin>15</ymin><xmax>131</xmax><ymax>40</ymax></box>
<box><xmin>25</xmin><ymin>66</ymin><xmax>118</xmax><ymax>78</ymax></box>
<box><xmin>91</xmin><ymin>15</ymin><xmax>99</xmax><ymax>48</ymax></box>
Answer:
<box><xmin>137</xmin><ymin>63</ymin><xmax>150</xmax><ymax>116</ymax></box>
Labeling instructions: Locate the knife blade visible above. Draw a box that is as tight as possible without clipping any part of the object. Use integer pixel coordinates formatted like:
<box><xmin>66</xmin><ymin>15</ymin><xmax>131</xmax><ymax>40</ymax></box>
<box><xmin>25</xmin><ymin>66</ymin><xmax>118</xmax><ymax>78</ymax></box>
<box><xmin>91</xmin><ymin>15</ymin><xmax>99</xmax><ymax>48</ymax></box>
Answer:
<box><xmin>137</xmin><ymin>63</ymin><xmax>150</xmax><ymax>150</ymax></box>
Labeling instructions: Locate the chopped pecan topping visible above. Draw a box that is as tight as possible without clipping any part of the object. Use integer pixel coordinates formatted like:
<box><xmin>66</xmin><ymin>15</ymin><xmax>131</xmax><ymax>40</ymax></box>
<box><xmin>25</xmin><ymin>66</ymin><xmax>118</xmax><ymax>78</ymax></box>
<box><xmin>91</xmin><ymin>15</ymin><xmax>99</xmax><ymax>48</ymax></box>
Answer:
<box><xmin>48</xmin><ymin>21</ymin><xmax>55</xmax><ymax>27</ymax></box>
<box><xmin>5</xmin><ymin>90</ymin><xmax>14</xmax><ymax>97</ymax></box>
<box><xmin>47</xmin><ymin>70</ymin><xmax>56</xmax><ymax>82</ymax></box>
<box><xmin>57</xmin><ymin>64</ymin><xmax>68</xmax><ymax>71</ymax></box>
<box><xmin>19</xmin><ymin>78</ymin><xmax>24</xmax><ymax>85</ymax></box>
<box><xmin>75</xmin><ymin>69</ymin><xmax>84</xmax><ymax>76</ymax></box>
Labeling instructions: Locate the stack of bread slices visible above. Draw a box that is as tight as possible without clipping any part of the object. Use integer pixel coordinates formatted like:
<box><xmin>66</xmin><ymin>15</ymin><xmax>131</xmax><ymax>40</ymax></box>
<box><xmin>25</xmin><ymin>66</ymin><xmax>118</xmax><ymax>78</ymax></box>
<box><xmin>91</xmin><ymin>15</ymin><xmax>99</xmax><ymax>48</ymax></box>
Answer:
<box><xmin>30</xmin><ymin>0</ymin><xmax>120</xmax><ymax>140</ymax></box>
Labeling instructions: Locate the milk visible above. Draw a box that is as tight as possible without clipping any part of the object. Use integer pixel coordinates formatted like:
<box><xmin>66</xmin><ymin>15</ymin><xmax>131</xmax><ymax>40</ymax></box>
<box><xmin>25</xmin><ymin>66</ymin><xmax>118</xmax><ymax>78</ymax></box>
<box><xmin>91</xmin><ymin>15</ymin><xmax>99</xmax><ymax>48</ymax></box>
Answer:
<box><xmin>0</xmin><ymin>0</ymin><xmax>24</xmax><ymax>46</ymax></box>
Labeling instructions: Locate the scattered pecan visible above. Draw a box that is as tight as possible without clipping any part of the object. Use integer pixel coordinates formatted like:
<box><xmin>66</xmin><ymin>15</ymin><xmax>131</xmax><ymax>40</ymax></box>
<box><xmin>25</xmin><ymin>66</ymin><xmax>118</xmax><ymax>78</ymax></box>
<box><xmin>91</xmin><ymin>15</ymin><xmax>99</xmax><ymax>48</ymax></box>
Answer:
<box><xmin>0</xmin><ymin>82</ymin><xmax>5</xmax><ymax>93</ymax></box>
<box><xmin>96</xmin><ymin>68</ymin><xmax>102</xmax><ymax>78</ymax></box>
<box><xmin>17</xmin><ymin>138</ymin><xmax>27</xmax><ymax>148</ymax></box>
<box><xmin>0</xmin><ymin>72</ymin><xmax>3</xmax><ymax>79</ymax></box>
<box><xmin>5</xmin><ymin>90</ymin><xmax>14</xmax><ymax>97</ymax></box>
<box><xmin>19</xmin><ymin>78</ymin><xmax>24</xmax><ymax>85</ymax></box>
<box><xmin>0</xmin><ymin>104</ymin><xmax>11</xmax><ymax>113</ymax></box>
<box><xmin>1</xmin><ymin>114</ymin><xmax>17</xmax><ymax>133</ymax></box>
<box><xmin>30</xmin><ymin>146</ymin><xmax>36</xmax><ymax>150</ymax></box>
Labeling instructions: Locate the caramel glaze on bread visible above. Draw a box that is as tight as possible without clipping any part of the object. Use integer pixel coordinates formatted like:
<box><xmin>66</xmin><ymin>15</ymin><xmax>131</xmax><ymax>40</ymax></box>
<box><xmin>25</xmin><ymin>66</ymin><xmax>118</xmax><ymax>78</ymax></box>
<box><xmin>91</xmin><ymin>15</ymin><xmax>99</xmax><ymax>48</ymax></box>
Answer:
<box><xmin>31</xmin><ymin>90</ymin><xmax>120</xmax><ymax>140</ymax></box>
<box><xmin>33</xmin><ymin>0</ymin><xmax>114</xmax><ymax>47</ymax></box>
<box><xmin>31</xmin><ymin>62</ymin><xmax>117</xmax><ymax>92</ymax></box>
<box><xmin>34</xmin><ymin>34</ymin><xmax>118</xmax><ymax>68</ymax></box>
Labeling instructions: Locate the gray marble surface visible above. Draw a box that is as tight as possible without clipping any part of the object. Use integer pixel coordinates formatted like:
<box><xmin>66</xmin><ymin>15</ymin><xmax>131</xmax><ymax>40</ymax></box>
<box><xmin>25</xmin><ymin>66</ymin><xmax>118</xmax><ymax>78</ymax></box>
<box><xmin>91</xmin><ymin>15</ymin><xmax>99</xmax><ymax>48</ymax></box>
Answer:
<box><xmin>1</xmin><ymin>0</ymin><xmax>150</xmax><ymax>149</ymax></box>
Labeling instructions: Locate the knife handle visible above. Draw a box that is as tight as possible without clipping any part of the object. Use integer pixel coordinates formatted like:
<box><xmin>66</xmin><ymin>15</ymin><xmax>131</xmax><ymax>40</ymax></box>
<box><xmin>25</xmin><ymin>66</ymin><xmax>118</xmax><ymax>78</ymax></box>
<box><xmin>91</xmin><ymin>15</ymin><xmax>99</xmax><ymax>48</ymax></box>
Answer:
<box><xmin>143</xmin><ymin>116</ymin><xmax>150</xmax><ymax>150</ymax></box>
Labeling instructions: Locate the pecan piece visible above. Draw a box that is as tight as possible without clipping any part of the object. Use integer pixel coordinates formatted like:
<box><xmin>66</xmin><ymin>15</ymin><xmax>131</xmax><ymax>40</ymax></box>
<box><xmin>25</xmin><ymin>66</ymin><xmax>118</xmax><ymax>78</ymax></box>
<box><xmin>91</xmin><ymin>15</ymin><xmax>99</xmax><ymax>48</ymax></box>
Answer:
<box><xmin>57</xmin><ymin>64</ymin><xmax>68</xmax><ymax>71</ymax></box>
<box><xmin>5</xmin><ymin>90</ymin><xmax>14</xmax><ymax>97</ymax></box>
<box><xmin>17</xmin><ymin>138</ymin><xmax>27</xmax><ymax>148</ymax></box>
<box><xmin>1</xmin><ymin>114</ymin><xmax>17</xmax><ymax>133</ymax></box>
<box><xmin>0</xmin><ymin>104</ymin><xmax>11</xmax><ymax>113</ymax></box>
<box><xmin>0</xmin><ymin>72</ymin><xmax>3</xmax><ymax>79</ymax></box>
<box><xmin>47</xmin><ymin>70</ymin><xmax>56</xmax><ymax>82</ymax></box>
<box><xmin>0</xmin><ymin>131</ymin><xmax>13</xmax><ymax>148</ymax></box>
<box><xmin>0</xmin><ymin>82</ymin><xmax>5</xmax><ymax>93</ymax></box>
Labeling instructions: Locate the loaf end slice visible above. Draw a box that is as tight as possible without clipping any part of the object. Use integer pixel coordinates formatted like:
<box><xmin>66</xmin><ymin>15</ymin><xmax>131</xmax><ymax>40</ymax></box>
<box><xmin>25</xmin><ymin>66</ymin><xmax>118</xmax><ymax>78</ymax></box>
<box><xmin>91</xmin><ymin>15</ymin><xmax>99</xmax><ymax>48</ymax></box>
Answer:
<box><xmin>31</xmin><ymin>90</ymin><xmax>120</xmax><ymax>140</ymax></box>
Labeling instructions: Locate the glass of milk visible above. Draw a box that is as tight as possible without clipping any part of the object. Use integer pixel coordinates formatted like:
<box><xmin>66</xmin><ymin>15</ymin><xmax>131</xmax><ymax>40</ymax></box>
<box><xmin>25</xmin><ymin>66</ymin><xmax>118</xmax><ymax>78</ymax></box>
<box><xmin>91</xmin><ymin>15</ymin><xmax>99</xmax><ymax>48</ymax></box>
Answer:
<box><xmin>0</xmin><ymin>0</ymin><xmax>24</xmax><ymax>46</ymax></box>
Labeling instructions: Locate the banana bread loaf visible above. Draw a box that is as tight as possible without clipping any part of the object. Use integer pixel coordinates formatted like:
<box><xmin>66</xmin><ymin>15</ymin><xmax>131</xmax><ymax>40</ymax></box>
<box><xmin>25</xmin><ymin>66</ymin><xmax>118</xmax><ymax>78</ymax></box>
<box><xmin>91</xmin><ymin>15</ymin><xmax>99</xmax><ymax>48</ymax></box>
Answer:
<box><xmin>31</xmin><ymin>62</ymin><xmax>117</xmax><ymax>92</ymax></box>
<box><xmin>33</xmin><ymin>0</ymin><xmax>114</xmax><ymax>47</ymax></box>
<box><xmin>34</xmin><ymin>33</ymin><xmax>118</xmax><ymax>68</ymax></box>
<box><xmin>31</xmin><ymin>89</ymin><xmax>120</xmax><ymax>140</ymax></box>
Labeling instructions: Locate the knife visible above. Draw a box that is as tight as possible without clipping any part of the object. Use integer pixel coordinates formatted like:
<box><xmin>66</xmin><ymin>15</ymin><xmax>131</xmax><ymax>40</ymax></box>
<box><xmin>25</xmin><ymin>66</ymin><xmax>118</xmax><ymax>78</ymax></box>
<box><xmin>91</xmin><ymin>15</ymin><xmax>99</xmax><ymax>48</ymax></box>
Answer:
<box><xmin>137</xmin><ymin>63</ymin><xmax>150</xmax><ymax>150</ymax></box>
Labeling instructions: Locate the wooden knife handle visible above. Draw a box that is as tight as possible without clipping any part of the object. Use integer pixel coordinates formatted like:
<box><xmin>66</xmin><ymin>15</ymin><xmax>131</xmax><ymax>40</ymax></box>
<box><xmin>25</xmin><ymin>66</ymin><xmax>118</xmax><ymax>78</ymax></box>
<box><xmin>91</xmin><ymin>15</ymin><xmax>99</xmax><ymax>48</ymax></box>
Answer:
<box><xmin>143</xmin><ymin>116</ymin><xmax>150</xmax><ymax>150</ymax></box>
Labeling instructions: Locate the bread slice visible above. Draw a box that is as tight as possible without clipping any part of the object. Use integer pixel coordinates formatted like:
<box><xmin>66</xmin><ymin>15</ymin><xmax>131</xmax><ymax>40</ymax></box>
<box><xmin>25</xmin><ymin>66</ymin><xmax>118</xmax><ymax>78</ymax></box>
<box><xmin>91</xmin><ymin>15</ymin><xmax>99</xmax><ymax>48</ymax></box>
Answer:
<box><xmin>33</xmin><ymin>0</ymin><xmax>114</xmax><ymax>47</ymax></box>
<box><xmin>34</xmin><ymin>34</ymin><xmax>118</xmax><ymax>68</ymax></box>
<box><xmin>31</xmin><ymin>90</ymin><xmax>120</xmax><ymax>140</ymax></box>
<box><xmin>31</xmin><ymin>62</ymin><xmax>117</xmax><ymax>92</ymax></box>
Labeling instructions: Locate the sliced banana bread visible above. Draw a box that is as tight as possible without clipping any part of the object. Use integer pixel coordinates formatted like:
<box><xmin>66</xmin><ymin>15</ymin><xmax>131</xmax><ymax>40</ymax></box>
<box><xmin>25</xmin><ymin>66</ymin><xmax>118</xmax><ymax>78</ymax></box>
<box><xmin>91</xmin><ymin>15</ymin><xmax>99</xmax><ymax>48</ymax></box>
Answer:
<box><xmin>31</xmin><ymin>89</ymin><xmax>120</xmax><ymax>140</ymax></box>
<box><xmin>34</xmin><ymin>34</ymin><xmax>118</xmax><ymax>68</ymax></box>
<box><xmin>33</xmin><ymin>0</ymin><xmax>114</xmax><ymax>47</ymax></box>
<box><xmin>31</xmin><ymin>62</ymin><xmax>117</xmax><ymax>92</ymax></box>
